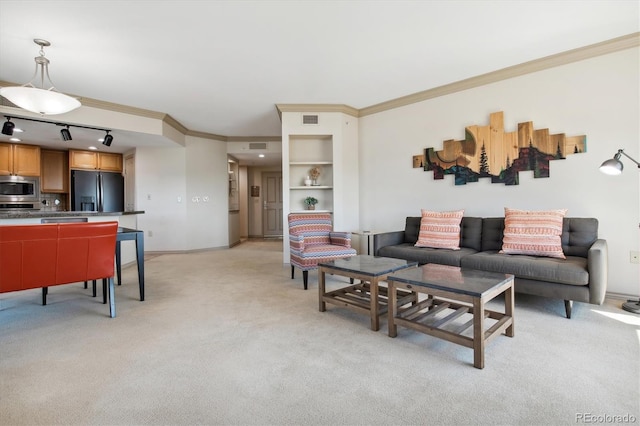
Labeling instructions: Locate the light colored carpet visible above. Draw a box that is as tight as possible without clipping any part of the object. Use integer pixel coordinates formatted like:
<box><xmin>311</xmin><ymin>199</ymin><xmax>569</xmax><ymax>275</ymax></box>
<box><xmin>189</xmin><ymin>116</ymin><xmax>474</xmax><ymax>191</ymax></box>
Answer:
<box><xmin>1</xmin><ymin>239</ymin><xmax>638</xmax><ymax>426</ymax></box>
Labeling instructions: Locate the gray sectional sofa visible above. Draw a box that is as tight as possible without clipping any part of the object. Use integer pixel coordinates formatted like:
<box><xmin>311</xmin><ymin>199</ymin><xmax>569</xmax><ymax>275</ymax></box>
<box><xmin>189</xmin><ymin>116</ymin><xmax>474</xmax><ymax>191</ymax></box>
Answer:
<box><xmin>373</xmin><ymin>216</ymin><xmax>608</xmax><ymax>318</ymax></box>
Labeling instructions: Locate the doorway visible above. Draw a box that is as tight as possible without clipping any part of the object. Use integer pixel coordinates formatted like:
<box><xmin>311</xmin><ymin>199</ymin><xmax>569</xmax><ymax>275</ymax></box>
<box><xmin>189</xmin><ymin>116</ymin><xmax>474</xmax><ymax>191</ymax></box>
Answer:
<box><xmin>262</xmin><ymin>171</ymin><xmax>283</xmax><ymax>237</ymax></box>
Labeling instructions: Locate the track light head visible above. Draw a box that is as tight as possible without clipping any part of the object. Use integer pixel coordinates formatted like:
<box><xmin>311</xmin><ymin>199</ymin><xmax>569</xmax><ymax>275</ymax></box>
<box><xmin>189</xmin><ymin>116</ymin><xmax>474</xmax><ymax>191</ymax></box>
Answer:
<box><xmin>60</xmin><ymin>126</ymin><xmax>72</xmax><ymax>141</ymax></box>
<box><xmin>102</xmin><ymin>131</ymin><xmax>113</xmax><ymax>147</ymax></box>
<box><xmin>2</xmin><ymin>118</ymin><xmax>14</xmax><ymax>136</ymax></box>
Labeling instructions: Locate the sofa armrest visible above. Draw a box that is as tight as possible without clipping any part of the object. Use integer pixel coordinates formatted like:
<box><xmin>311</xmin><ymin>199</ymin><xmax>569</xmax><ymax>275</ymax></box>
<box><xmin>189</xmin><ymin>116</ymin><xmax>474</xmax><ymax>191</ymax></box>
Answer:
<box><xmin>587</xmin><ymin>239</ymin><xmax>608</xmax><ymax>305</ymax></box>
<box><xmin>329</xmin><ymin>232</ymin><xmax>352</xmax><ymax>248</ymax></box>
<box><xmin>373</xmin><ymin>231</ymin><xmax>405</xmax><ymax>255</ymax></box>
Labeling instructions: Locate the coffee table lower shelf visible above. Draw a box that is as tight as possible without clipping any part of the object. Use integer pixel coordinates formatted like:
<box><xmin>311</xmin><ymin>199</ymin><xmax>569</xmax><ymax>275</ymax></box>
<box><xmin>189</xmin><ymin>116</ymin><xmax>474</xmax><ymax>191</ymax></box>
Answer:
<box><xmin>322</xmin><ymin>282</ymin><xmax>417</xmax><ymax>319</ymax></box>
<box><xmin>392</xmin><ymin>297</ymin><xmax>513</xmax><ymax>355</ymax></box>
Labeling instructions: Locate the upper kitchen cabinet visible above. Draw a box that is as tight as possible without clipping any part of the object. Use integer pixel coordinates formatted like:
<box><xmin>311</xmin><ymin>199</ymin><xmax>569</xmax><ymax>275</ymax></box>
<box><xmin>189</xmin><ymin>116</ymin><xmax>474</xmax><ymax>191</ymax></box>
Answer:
<box><xmin>41</xmin><ymin>149</ymin><xmax>69</xmax><ymax>193</ymax></box>
<box><xmin>0</xmin><ymin>143</ymin><xmax>41</xmax><ymax>176</ymax></box>
<box><xmin>69</xmin><ymin>149</ymin><xmax>123</xmax><ymax>172</ymax></box>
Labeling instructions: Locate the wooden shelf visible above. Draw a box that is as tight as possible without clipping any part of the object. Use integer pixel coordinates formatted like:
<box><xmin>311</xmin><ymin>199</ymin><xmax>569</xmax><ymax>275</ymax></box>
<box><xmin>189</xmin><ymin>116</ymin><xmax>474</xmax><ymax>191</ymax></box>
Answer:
<box><xmin>290</xmin><ymin>161</ymin><xmax>333</xmax><ymax>166</ymax></box>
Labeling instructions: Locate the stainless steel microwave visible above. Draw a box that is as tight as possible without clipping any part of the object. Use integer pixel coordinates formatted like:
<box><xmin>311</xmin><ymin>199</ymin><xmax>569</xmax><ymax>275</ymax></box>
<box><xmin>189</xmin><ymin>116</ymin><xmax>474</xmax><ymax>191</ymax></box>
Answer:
<box><xmin>0</xmin><ymin>176</ymin><xmax>41</xmax><ymax>210</ymax></box>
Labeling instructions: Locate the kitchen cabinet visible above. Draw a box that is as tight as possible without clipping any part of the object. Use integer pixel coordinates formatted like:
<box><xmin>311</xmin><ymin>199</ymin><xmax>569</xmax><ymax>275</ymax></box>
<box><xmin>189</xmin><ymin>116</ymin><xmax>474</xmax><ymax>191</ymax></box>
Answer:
<box><xmin>69</xmin><ymin>150</ymin><xmax>123</xmax><ymax>172</ymax></box>
<box><xmin>0</xmin><ymin>143</ymin><xmax>41</xmax><ymax>176</ymax></box>
<box><xmin>41</xmin><ymin>149</ymin><xmax>69</xmax><ymax>193</ymax></box>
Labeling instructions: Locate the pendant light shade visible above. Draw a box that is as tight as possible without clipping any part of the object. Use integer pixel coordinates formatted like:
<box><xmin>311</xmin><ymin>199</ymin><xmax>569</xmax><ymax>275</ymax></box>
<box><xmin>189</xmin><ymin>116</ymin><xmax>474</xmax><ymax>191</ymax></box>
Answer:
<box><xmin>0</xmin><ymin>39</ymin><xmax>81</xmax><ymax>115</ymax></box>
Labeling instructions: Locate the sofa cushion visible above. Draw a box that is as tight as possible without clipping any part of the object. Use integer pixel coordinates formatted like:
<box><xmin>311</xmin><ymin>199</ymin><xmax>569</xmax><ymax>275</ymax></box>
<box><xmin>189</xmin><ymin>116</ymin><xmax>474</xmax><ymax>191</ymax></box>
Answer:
<box><xmin>562</xmin><ymin>218</ymin><xmax>598</xmax><ymax>258</ymax></box>
<box><xmin>461</xmin><ymin>251</ymin><xmax>589</xmax><ymax>286</ymax></box>
<box><xmin>415</xmin><ymin>209</ymin><xmax>464</xmax><ymax>250</ymax></box>
<box><xmin>499</xmin><ymin>208</ymin><xmax>567</xmax><ymax>259</ymax></box>
<box><xmin>378</xmin><ymin>244</ymin><xmax>477</xmax><ymax>267</ymax></box>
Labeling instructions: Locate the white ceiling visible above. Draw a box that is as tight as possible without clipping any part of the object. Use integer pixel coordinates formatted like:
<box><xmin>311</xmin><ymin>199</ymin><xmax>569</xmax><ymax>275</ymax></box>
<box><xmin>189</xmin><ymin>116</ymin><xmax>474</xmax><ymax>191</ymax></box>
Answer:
<box><xmin>0</xmin><ymin>0</ymin><xmax>638</xmax><ymax>163</ymax></box>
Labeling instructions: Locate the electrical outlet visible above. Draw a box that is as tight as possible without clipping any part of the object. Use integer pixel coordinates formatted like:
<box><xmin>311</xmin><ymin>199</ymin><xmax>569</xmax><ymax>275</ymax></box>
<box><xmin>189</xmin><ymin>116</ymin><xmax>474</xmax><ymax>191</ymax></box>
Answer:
<box><xmin>631</xmin><ymin>251</ymin><xmax>640</xmax><ymax>264</ymax></box>
<box><xmin>148</xmin><ymin>230</ymin><xmax>153</xmax><ymax>237</ymax></box>
<box><xmin>147</xmin><ymin>194</ymin><xmax>151</xmax><ymax>200</ymax></box>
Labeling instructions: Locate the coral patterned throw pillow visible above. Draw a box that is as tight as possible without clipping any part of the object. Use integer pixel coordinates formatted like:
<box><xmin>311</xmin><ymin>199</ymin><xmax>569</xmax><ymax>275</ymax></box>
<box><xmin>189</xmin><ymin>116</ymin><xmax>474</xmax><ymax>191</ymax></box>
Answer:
<box><xmin>414</xmin><ymin>209</ymin><xmax>464</xmax><ymax>250</ymax></box>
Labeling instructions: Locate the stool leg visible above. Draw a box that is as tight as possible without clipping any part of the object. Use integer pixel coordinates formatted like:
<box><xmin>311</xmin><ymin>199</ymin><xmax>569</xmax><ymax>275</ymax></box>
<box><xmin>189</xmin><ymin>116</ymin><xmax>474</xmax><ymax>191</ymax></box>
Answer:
<box><xmin>42</xmin><ymin>287</ymin><xmax>48</xmax><ymax>305</ymax></box>
<box><xmin>92</xmin><ymin>280</ymin><xmax>97</xmax><ymax>297</ymax></box>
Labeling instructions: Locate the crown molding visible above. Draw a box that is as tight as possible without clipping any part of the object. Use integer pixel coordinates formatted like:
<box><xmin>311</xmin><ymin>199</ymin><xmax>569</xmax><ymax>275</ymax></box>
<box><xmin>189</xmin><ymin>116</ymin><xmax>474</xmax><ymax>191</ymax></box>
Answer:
<box><xmin>185</xmin><ymin>129</ymin><xmax>228</xmax><ymax>141</ymax></box>
<box><xmin>275</xmin><ymin>104</ymin><xmax>360</xmax><ymax>118</ymax></box>
<box><xmin>227</xmin><ymin>136</ymin><xmax>282</xmax><ymax>142</ymax></box>
<box><xmin>360</xmin><ymin>32</ymin><xmax>640</xmax><ymax>117</ymax></box>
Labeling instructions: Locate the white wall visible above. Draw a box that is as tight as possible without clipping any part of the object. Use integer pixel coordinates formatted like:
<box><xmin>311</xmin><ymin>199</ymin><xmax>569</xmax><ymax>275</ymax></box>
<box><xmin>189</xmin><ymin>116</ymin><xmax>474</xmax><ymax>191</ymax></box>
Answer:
<box><xmin>359</xmin><ymin>47</ymin><xmax>640</xmax><ymax>297</ymax></box>
<box><xmin>134</xmin><ymin>136</ymin><xmax>229</xmax><ymax>252</ymax></box>
<box><xmin>185</xmin><ymin>136</ymin><xmax>229</xmax><ymax>250</ymax></box>
<box><xmin>135</xmin><ymin>146</ymin><xmax>188</xmax><ymax>251</ymax></box>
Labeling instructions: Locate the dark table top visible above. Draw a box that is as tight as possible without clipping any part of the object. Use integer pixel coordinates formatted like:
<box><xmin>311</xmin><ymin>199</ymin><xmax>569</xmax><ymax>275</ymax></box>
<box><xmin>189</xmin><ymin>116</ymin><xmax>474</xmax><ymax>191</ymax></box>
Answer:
<box><xmin>388</xmin><ymin>264</ymin><xmax>514</xmax><ymax>297</ymax></box>
<box><xmin>319</xmin><ymin>255</ymin><xmax>418</xmax><ymax>277</ymax></box>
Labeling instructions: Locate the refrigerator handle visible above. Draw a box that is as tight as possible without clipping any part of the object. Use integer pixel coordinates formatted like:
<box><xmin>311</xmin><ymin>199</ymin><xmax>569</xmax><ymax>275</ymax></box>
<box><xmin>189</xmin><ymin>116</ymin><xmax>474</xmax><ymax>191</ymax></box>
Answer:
<box><xmin>97</xmin><ymin>173</ymin><xmax>103</xmax><ymax>211</ymax></box>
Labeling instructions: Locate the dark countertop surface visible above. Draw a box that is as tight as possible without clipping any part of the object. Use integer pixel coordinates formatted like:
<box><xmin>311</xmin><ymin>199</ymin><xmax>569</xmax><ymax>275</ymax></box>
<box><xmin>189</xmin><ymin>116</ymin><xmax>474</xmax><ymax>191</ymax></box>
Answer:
<box><xmin>0</xmin><ymin>211</ymin><xmax>145</xmax><ymax>219</ymax></box>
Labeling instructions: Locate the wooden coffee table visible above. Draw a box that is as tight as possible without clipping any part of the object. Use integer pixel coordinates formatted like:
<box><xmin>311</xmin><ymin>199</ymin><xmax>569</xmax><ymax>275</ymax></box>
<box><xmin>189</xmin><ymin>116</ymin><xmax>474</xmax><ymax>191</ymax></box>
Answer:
<box><xmin>387</xmin><ymin>264</ymin><xmax>514</xmax><ymax>369</ymax></box>
<box><xmin>318</xmin><ymin>255</ymin><xmax>418</xmax><ymax>331</ymax></box>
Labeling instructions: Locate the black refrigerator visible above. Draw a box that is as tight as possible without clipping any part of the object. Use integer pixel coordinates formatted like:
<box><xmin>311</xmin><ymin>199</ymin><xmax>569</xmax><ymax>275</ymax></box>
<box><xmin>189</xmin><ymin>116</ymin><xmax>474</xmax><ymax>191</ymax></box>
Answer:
<box><xmin>71</xmin><ymin>170</ymin><xmax>124</xmax><ymax>212</ymax></box>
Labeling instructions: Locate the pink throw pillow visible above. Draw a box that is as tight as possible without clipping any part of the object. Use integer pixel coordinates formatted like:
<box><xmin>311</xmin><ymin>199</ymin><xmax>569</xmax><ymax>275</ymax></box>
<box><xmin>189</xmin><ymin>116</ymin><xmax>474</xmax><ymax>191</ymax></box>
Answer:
<box><xmin>415</xmin><ymin>209</ymin><xmax>464</xmax><ymax>250</ymax></box>
<box><xmin>500</xmin><ymin>208</ymin><xmax>567</xmax><ymax>259</ymax></box>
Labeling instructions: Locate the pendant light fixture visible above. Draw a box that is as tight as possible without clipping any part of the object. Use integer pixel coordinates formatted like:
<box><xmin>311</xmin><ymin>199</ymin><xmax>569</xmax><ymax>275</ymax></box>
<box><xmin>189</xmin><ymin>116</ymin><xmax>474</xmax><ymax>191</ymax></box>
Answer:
<box><xmin>0</xmin><ymin>39</ymin><xmax>81</xmax><ymax>115</ymax></box>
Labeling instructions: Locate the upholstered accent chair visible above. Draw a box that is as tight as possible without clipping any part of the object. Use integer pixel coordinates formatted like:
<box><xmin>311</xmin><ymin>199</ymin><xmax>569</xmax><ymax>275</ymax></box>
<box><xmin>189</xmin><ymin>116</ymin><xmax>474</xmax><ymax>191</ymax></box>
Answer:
<box><xmin>288</xmin><ymin>213</ymin><xmax>357</xmax><ymax>289</ymax></box>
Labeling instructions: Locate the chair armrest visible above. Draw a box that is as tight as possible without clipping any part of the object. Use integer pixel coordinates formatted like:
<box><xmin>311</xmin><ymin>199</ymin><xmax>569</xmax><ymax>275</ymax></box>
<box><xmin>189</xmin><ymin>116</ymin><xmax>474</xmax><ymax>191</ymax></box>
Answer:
<box><xmin>587</xmin><ymin>239</ymin><xmax>608</xmax><ymax>305</ymax></box>
<box><xmin>289</xmin><ymin>234</ymin><xmax>305</xmax><ymax>252</ymax></box>
<box><xmin>329</xmin><ymin>232</ymin><xmax>352</xmax><ymax>248</ymax></box>
<box><xmin>373</xmin><ymin>231</ymin><xmax>405</xmax><ymax>255</ymax></box>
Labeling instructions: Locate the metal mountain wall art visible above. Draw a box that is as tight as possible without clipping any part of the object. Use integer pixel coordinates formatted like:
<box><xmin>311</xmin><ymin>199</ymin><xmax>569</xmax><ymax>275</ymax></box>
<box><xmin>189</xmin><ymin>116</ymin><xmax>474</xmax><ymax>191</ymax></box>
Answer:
<box><xmin>422</xmin><ymin>111</ymin><xmax>586</xmax><ymax>186</ymax></box>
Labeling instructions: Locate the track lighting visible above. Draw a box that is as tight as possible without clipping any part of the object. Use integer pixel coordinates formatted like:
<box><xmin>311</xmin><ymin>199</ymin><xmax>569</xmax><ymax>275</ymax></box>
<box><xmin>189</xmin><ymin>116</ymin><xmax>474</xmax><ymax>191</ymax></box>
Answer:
<box><xmin>60</xmin><ymin>126</ymin><xmax>72</xmax><ymax>141</ymax></box>
<box><xmin>2</xmin><ymin>115</ymin><xmax>114</xmax><ymax>147</ymax></box>
<box><xmin>1</xmin><ymin>118</ymin><xmax>14</xmax><ymax>136</ymax></box>
<box><xmin>102</xmin><ymin>131</ymin><xmax>113</xmax><ymax>147</ymax></box>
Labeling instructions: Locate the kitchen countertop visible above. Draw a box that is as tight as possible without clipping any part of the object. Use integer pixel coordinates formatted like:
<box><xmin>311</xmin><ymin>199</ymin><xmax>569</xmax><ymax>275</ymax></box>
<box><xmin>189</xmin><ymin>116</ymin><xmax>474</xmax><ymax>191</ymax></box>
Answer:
<box><xmin>0</xmin><ymin>211</ymin><xmax>145</xmax><ymax>219</ymax></box>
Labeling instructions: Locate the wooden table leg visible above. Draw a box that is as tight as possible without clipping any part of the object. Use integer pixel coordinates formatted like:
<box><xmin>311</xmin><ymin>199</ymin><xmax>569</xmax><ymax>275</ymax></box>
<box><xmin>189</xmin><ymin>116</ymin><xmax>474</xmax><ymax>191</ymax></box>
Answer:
<box><xmin>473</xmin><ymin>298</ymin><xmax>485</xmax><ymax>369</ymax></box>
<box><xmin>505</xmin><ymin>282</ymin><xmax>515</xmax><ymax>337</ymax></box>
<box><xmin>388</xmin><ymin>280</ymin><xmax>398</xmax><ymax>337</ymax></box>
<box><xmin>370</xmin><ymin>277</ymin><xmax>380</xmax><ymax>331</ymax></box>
<box><xmin>319</xmin><ymin>267</ymin><xmax>326</xmax><ymax>312</ymax></box>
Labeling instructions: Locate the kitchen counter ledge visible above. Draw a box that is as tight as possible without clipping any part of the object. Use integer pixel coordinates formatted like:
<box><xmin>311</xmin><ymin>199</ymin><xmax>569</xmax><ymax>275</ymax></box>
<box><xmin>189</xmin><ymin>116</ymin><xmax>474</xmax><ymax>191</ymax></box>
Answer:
<box><xmin>0</xmin><ymin>211</ymin><xmax>145</xmax><ymax>220</ymax></box>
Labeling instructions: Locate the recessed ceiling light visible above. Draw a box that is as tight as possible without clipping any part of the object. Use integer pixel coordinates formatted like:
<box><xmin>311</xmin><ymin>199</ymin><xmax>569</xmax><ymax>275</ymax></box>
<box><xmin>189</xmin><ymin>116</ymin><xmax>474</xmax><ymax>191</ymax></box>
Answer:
<box><xmin>13</xmin><ymin>128</ymin><xmax>24</xmax><ymax>133</ymax></box>
<box><xmin>88</xmin><ymin>146</ymin><xmax>98</xmax><ymax>150</ymax></box>
<box><xmin>259</xmin><ymin>154</ymin><xmax>265</xmax><ymax>158</ymax></box>
<box><xmin>9</xmin><ymin>137</ymin><xmax>21</xmax><ymax>142</ymax></box>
